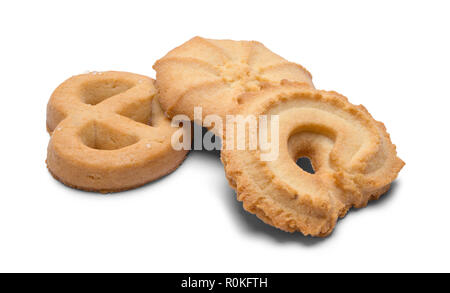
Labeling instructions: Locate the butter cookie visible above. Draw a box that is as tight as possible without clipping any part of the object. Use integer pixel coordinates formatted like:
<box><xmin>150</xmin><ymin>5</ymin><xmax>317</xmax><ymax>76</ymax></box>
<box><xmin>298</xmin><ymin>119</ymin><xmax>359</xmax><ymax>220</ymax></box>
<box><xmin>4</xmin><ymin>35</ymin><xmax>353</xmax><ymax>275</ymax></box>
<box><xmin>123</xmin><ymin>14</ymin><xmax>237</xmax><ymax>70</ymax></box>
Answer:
<box><xmin>46</xmin><ymin>71</ymin><xmax>188</xmax><ymax>192</ymax></box>
<box><xmin>153</xmin><ymin>37</ymin><xmax>314</xmax><ymax>124</ymax></box>
<box><xmin>221</xmin><ymin>83</ymin><xmax>404</xmax><ymax>236</ymax></box>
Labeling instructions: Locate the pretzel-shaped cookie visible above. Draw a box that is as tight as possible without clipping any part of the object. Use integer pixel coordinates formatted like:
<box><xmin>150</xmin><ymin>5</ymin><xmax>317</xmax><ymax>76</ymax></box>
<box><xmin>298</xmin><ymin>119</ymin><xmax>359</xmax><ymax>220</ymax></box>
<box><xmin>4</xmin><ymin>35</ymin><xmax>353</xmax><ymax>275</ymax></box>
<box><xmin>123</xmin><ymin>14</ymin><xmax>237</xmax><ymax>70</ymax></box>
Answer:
<box><xmin>46</xmin><ymin>71</ymin><xmax>188</xmax><ymax>192</ymax></box>
<box><xmin>154</xmin><ymin>37</ymin><xmax>314</xmax><ymax>124</ymax></box>
<box><xmin>221</xmin><ymin>83</ymin><xmax>404</xmax><ymax>236</ymax></box>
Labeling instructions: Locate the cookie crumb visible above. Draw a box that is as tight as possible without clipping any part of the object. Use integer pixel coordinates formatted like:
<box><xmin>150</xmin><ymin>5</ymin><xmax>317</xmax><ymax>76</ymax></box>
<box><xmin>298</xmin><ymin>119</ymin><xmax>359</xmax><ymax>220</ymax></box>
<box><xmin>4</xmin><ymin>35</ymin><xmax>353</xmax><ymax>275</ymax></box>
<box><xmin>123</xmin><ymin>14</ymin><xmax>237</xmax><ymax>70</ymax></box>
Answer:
<box><xmin>89</xmin><ymin>71</ymin><xmax>103</xmax><ymax>75</ymax></box>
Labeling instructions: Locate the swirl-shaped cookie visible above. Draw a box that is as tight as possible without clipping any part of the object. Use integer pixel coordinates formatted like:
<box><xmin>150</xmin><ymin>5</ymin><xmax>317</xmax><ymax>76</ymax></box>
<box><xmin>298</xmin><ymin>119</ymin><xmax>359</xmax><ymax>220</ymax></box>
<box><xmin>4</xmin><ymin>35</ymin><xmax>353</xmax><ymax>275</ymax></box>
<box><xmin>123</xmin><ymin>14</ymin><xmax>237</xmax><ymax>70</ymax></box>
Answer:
<box><xmin>46</xmin><ymin>71</ymin><xmax>189</xmax><ymax>192</ymax></box>
<box><xmin>221</xmin><ymin>83</ymin><xmax>404</xmax><ymax>236</ymax></box>
<box><xmin>153</xmin><ymin>37</ymin><xmax>314</xmax><ymax>122</ymax></box>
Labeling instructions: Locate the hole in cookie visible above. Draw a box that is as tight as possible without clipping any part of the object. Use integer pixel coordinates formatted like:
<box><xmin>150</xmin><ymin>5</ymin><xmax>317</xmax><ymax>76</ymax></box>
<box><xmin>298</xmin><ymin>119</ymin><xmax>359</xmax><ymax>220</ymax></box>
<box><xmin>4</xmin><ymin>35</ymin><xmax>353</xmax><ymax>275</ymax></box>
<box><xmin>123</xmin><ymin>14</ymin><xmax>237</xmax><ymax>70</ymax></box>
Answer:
<box><xmin>296</xmin><ymin>156</ymin><xmax>315</xmax><ymax>174</ymax></box>
<box><xmin>82</xmin><ymin>79</ymin><xmax>134</xmax><ymax>105</ymax></box>
<box><xmin>80</xmin><ymin>121</ymin><xmax>139</xmax><ymax>150</ymax></box>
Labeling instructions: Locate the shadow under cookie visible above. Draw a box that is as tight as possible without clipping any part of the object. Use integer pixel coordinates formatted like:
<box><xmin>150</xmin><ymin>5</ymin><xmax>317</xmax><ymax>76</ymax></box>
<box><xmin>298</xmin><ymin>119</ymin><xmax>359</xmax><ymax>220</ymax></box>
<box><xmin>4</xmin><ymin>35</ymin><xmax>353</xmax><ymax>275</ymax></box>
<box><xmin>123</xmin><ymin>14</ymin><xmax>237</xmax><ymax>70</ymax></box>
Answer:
<box><xmin>218</xmin><ymin>178</ymin><xmax>401</xmax><ymax>245</ymax></box>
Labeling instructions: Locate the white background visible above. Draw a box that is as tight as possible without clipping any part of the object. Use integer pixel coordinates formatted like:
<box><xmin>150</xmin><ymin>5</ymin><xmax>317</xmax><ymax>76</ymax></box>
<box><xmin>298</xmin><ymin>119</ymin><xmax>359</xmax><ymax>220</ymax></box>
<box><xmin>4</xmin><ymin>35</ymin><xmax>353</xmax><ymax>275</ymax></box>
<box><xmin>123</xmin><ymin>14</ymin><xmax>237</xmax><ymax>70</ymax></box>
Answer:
<box><xmin>0</xmin><ymin>0</ymin><xmax>448</xmax><ymax>273</ymax></box>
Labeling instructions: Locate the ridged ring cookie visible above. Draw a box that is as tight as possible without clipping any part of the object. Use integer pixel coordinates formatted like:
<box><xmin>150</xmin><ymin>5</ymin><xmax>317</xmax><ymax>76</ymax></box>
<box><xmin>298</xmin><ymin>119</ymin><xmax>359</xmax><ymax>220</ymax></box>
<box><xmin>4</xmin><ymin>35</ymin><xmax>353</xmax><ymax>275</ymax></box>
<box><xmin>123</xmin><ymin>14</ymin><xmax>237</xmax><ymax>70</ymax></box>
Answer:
<box><xmin>221</xmin><ymin>83</ymin><xmax>404</xmax><ymax>236</ymax></box>
<box><xmin>153</xmin><ymin>36</ymin><xmax>314</xmax><ymax>124</ymax></box>
<box><xmin>46</xmin><ymin>71</ymin><xmax>188</xmax><ymax>193</ymax></box>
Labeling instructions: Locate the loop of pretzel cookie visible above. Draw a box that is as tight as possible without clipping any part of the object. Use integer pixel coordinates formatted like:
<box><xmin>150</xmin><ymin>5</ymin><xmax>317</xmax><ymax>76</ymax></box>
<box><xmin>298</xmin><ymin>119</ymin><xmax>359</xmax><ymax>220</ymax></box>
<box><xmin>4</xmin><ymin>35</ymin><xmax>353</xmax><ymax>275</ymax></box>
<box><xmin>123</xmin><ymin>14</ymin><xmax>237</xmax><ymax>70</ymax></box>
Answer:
<box><xmin>46</xmin><ymin>71</ymin><xmax>188</xmax><ymax>193</ymax></box>
<box><xmin>221</xmin><ymin>83</ymin><xmax>404</xmax><ymax>237</ymax></box>
<box><xmin>153</xmin><ymin>37</ymin><xmax>314</xmax><ymax>124</ymax></box>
